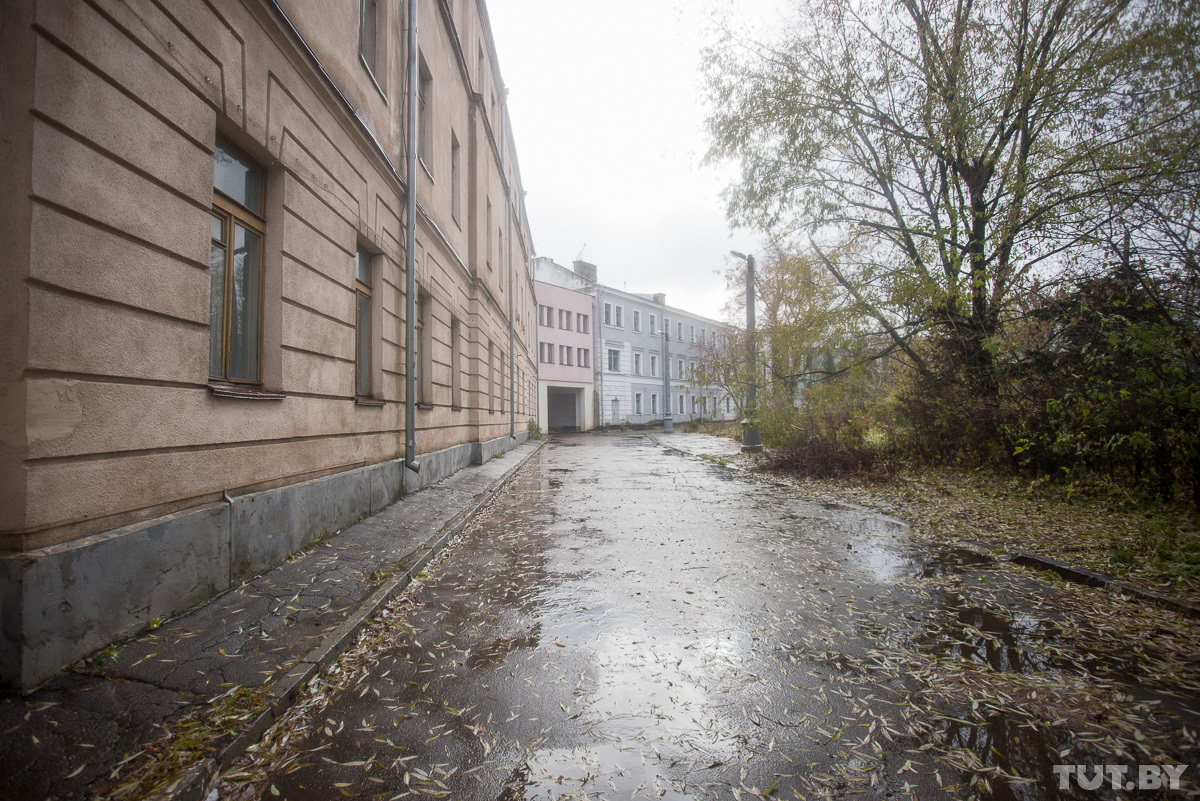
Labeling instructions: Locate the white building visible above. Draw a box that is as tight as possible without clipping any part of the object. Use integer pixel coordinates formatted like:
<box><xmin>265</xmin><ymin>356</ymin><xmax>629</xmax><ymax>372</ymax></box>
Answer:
<box><xmin>534</xmin><ymin>258</ymin><xmax>737</xmax><ymax>428</ymax></box>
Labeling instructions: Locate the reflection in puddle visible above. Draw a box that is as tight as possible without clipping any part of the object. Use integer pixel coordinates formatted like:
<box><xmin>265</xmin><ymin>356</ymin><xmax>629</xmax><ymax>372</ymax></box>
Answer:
<box><xmin>915</xmin><ymin>604</ymin><xmax>1053</xmax><ymax>674</ymax></box>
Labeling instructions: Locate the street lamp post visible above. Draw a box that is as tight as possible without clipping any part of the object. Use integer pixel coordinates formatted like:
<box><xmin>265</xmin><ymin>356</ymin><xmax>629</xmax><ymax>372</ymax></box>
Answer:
<box><xmin>662</xmin><ymin>320</ymin><xmax>673</xmax><ymax>433</ymax></box>
<box><xmin>730</xmin><ymin>251</ymin><xmax>762</xmax><ymax>453</ymax></box>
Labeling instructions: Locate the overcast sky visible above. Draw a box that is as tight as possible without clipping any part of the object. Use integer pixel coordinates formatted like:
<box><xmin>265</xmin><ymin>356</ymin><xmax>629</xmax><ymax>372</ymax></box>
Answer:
<box><xmin>488</xmin><ymin>0</ymin><xmax>782</xmax><ymax>323</ymax></box>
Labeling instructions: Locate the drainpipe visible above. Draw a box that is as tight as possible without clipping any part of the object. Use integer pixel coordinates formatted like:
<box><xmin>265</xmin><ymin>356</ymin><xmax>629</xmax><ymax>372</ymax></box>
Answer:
<box><xmin>502</xmin><ymin>89</ymin><xmax>515</xmax><ymax>440</ymax></box>
<box><xmin>402</xmin><ymin>0</ymin><xmax>420</xmax><ymax>474</ymax></box>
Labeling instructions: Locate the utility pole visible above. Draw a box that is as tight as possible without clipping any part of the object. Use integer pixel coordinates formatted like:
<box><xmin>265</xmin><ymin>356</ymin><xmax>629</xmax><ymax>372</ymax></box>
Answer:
<box><xmin>730</xmin><ymin>251</ymin><xmax>762</xmax><ymax>453</ymax></box>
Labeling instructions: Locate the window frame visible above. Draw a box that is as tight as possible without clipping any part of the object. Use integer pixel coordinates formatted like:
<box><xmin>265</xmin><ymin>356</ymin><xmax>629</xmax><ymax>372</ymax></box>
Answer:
<box><xmin>607</xmin><ymin>348</ymin><xmax>620</xmax><ymax>372</ymax></box>
<box><xmin>210</xmin><ymin>141</ymin><xmax>267</xmax><ymax>386</ymax></box>
<box><xmin>354</xmin><ymin>248</ymin><xmax>374</xmax><ymax>398</ymax></box>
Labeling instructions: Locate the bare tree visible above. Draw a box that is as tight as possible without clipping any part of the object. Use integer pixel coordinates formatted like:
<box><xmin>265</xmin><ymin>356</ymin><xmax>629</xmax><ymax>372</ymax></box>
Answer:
<box><xmin>705</xmin><ymin>0</ymin><xmax>1197</xmax><ymax>392</ymax></box>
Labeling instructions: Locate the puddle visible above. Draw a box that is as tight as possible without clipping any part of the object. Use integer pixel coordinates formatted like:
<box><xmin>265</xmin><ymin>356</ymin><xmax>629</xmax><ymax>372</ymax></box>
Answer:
<box><xmin>506</xmin><ymin>743</ymin><xmax>693</xmax><ymax>801</ymax></box>
<box><xmin>549</xmin><ymin>467</ymin><xmax>573</xmax><ymax>473</ymax></box>
<box><xmin>548</xmin><ymin>477</ymin><xmax>563</xmax><ymax>489</ymax></box>
<box><xmin>662</xmin><ymin>448</ymin><xmax>686</xmax><ymax>456</ymax></box>
<box><xmin>853</xmin><ymin>543</ymin><xmax>997</xmax><ymax>582</ymax></box>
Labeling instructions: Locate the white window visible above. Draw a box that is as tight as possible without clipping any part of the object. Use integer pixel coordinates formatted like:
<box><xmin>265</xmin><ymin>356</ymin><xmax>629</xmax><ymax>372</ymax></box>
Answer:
<box><xmin>633</xmin><ymin>352</ymin><xmax>642</xmax><ymax>375</ymax></box>
<box><xmin>578</xmin><ymin>348</ymin><xmax>590</xmax><ymax>368</ymax></box>
<box><xmin>649</xmin><ymin>314</ymin><xmax>656</xmax><ymax>335</ymax></box>
<box><xmin>689</xmin><ymin>325</ymin><xmax>695</xmax><ymax>342</ymax></box>
<box><xmin>559</xmin><ymin>309</ymin><xmax>572</xmax><ymax>330</ymax></box>
<box><xmin>578</xmin><ymin>314</ymin><xmax>590</xmax><ymax>334</ymax></box>
<box><xmin>614</xmin><ymin>305</ymin><xmax>623</xmax><ymax>328</ymax></box>
<box><xmin>677</xmin><ymin>321</ymin><xmax>683</xmax><ymax>340</ymax></box>
<box><xmin>650</xmin><ymin>354</ymin><xmax>658</xmax><ymax>377</ymax></box>
<box><xmin>539</xmin><ymin>342</ymin><xmax>554</xmax><ymax>364</ymax></box>
<box><xmin>635</xmin><ymin>392</ymin><xmax>643</xmax><ymax>415</ymax></box>
<box><xmin>607</xmin><ymin>349</ymin><xmax>620</xmax><ymax>372</ymax></box>
<box><xmin>678</xmin><ymin>358</ymin><xmax>684</xmax><ymax>378</ymax></box>
<box><xmin>633</xmin><ymin>310</ymin><xmax>641</xmax><ymax>332</ymax></box>
<box><xmin>651</xmin><ymin>393</ymin><xmax>658</xmax><ymax>415</ymax></box>
<box><xmin>539</xmin><ymin>305</ymin><xmax>553</xmax><ymax>327</ymax></box>
<box><xmin>604</xmin><ymin>303</ymin><xmax>612</xmax><ymax>326</ymax></box>
<box><xmin>559</xmin><ymin>344</ymin><xmax>573</xmax><ymax>365</ymax></box>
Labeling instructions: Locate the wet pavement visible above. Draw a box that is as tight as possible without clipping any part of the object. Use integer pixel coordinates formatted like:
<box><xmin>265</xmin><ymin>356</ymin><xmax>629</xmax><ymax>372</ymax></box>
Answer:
<box><xmin>230</xmin><ymin>432</ymin><xmax>1200</xmax><ymax>800</ymax></box>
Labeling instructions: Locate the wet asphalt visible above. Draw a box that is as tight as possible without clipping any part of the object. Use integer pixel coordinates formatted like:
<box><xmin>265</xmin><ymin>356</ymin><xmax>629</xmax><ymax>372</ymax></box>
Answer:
<box><xmin>245</xmin><ymin>432</ymin><xmax>1200</xmax><ymax>800</ymax></box>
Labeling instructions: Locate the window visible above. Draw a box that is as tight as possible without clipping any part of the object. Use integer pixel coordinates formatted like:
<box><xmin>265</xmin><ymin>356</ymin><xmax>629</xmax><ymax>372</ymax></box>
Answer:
<box><xmin>603</xmin><ymin>303</ymin><xmax>612</xmax><ymax>326</ymax></box>
<box><xmin>578</xmin><ymin>348</ymin><xmax>590</xmax><ymax>368</ymax></box>
<box><xmin>677</xmin><ymin>395</ymin><xmax>684</xmax><ymax>414</ymax></box>
<box><xmin>486</xmin><ymin>340</ymin><xmax>494</xmax><ymax>411</ymax></box>
<box><xmin>649</xmin><ymin>314</ymin><xmax>656</xmax><ymax>335</ymax></box>
<box><xmin>578</xmin><ymin>313</ymin><xmax>589</xmax><ymax>333</ymax></box>
<box><xmin>635</xmin><ymin>392</ymin><xmax>643</xmax><ymax>415</ymax></box>
<box><xmin>559</xmin><ymin>344</ymin><xmax>573</xmax><ymax>366</ymax></box>
<box><xmin>651</xmin><ymin>393</ymin><xmax>658</xmax><ymax>415</ymax></box>
<box><xmin>418</xmin><ymin>56</ymin><xmax>432</xmax><ymax>167</ymax></box>
<box><xmin>210</xmin><ymin>142</ymin><xmax>265</xmax><ymax>383</ymax></box>
<box><xmin>700</xmin><ymin>328</ymin><xmax>706</xmax><ymax>342</ymax></box>
<box><xmin>450</xmin><ymin>132</ymin><xmax>461</xmax><ymax>223</ymax></box>
<box><xmin>650</xmin><ymin>353</ymin><xmax>658</xmax><ymax>377</ymax></box>
<box><xmin>355</xmin><ymin>249</ymin><xmax>372</xmax><ymax>396</ymax></box>
<box><xmin>690</xmin><ymin>325</ymin><xmax>695</xmax><ymax>342</ymax></box>
<box><xmin>677</xmin><ymin>321</ymin><xmax>684</xmax><ymax>340</ymax></box>
<box><xmin>633</xmin><ymin>310</ymin><xmax>641</xmax><ymax>332</ymax></box>
<box><xmin>633</xmin><ymin>352</ymin><xmax>642</xmax><ymax>375</ymax></box>
<box><xmin>559</xmin><ymin>309</ymin><xmax>572</xmax><ymax>330</ymax></box>
<box><xmin>486</xmin><ymin>199</ymin><xmax>492</xmax><ymax>271</ymax></box>
<box><xmin>415</xmin><ymin>289</ymin><xmax>433</xmax><ymax>405</ymax></box>
<box><xmin>451</xmin><ymin>316</ymin><xmax>464</xmax><ymax>407</ymax></box>
<box><xmin>726</xmin><ymin>397</ymin><xmax>731</xmax><ymax>413</ymax></box>
<box><xmin>607</xmin><ymin>349</ymin><xmax>620</xmax><ymax>372</ymax></box>
<box><xmin>678</xmin><ymin>358</ymin><xmax>684</xmax><ymax>379</ymax></box>
<box><xmin>539</xmin><ymin>342</ymin><xmax>554</xmax><ymax>364</ymax></box>
<box><xmin>360</xmin><ymin>0</ymin><xmax>379</xmax><ymax>78</ymax></box>
<box><xmin>538</xmin><ymin>305</ymin><xmax>552</xmax><ymax>326</ymax></box>
<box><xmin>614</xmin><ymin>305</ymin><xmax>623</xmax><ymax>328</ymax></box>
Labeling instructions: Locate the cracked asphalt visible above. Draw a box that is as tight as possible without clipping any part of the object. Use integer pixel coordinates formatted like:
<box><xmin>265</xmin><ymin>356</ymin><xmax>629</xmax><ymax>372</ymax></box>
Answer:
<box><xmin>235</xmin><ymin>433</ymin><xmax>1200</xmax><ymax>800</ymax></box>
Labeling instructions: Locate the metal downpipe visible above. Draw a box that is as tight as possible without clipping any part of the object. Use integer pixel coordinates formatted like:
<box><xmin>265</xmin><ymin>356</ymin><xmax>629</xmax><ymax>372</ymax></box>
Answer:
<box><xmin>502</xmin><ymin>92</ymin><xmax>516</xmax><ymax>440</ymax></box>
<box><xmin>403</xmin><ymin>0</ymin><xmax>420</xmax><ymax>475</ymax></box>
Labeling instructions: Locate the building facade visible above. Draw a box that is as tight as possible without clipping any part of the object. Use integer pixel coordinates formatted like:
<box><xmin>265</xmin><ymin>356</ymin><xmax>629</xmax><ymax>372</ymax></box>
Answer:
<box><xmin>595</xmin><ymin>284</ymin><xmax>735</xmax><ymax>427</ymax></box>
<box><xmin>1</xmin><ymin>0</ymin><xmax>536</xmax><ymax>688</ymax></box>
<box><xmin>531</xmin><ymin>258</ymin><xmax>735</xmax><ymax>429</ymax></box>
<box><xmin>533</xmin><ymin>258</ymin><xmax>595</xmax><ymax>433</ymax></box>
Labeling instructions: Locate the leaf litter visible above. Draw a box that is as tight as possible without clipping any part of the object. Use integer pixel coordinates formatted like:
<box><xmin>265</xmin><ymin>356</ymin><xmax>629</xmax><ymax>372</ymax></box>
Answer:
<box><xmin>211</xmin><ymin>437</ymin><xmax>1198</xmax><ymax>800</ymax></box>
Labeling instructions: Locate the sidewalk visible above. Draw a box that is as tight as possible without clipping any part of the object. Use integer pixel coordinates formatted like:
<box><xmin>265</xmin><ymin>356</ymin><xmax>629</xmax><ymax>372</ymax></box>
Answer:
<box><xmin>0</xmin><ymin>439</ymin><xmax>543</xmax><ymax>801</ymax></box>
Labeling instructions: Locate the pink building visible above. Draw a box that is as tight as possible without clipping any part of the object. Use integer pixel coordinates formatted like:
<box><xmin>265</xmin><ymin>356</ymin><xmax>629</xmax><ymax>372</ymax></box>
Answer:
<box><xmin>535</xmin><ymin>259</ymin><xmax>596</xmax><ymax>431</ymax></box>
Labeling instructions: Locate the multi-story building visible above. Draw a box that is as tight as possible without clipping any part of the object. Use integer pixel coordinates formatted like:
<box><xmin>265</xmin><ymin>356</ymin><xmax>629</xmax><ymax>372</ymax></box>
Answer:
<box><xmin>595</xmin><ymin>283</ymin><xmax>735</xmax><ymax>426</ymax></box>
<box><xmin>532</xmin><ymin>258</ymin><xmax>735</xmax><ymax>428</ymax></box>
<box><xmin>1</xmin><ymin>0</ymin><xmax>536</xmax><ymax>688</ymax></box>
<box><xmin>533</xmin><ymin>258</ymin><xmax>595</xmax><ymax>432</ymax></box>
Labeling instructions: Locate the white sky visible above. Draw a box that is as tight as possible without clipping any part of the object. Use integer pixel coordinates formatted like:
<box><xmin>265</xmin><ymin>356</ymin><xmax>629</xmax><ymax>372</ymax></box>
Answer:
<box><xmin>488</xmin><ymin>0</ymin><xmax>783</xmax><ymax>322</ymax></box>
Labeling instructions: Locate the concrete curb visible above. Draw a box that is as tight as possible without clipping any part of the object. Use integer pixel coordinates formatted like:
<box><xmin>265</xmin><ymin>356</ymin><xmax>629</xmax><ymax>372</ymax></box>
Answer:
<box><xmin>150</xmin><ymin>438</ymin><xmax>545</xmax><ymax>801</ymax></box>
<box><xmin>1011</xmin><ymin>552</ymin><xmax>1200</xmax><ymax>619</ymax></box>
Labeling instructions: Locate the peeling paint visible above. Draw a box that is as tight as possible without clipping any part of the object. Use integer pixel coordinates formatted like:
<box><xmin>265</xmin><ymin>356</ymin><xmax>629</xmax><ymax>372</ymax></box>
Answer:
<box><xmin>27</xmin><ymin>379</ymin><xmax>83</xmax><ymax>442</ymax></box>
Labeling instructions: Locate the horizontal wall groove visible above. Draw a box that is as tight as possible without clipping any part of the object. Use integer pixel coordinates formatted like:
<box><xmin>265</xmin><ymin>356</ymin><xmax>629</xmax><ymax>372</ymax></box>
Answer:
<box><xmin>33</xmin><ymin>23</ymin><xmax>213</xmax><ymax>152</ymax></box>
<box><xmin>30</xmin><ymin>110</ymin><xmax>211</xmax><ymax>215</ymax></box>
<box><xmin>25</xmin><ymin>277</ymin><xmax>208</xmax><ymax>330</ymax></box>
<box><xmin>28</xmin><ymin>197</ymin><xmax>209</xmax><ymax>272</ymax></box>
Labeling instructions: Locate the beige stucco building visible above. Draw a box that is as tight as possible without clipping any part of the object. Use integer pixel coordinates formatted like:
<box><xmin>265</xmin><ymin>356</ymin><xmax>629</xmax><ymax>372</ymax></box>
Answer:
<box><xmin>0</xmin><ymin>0</ymin><xmax>536</xmax><ymax>689</ymax></box>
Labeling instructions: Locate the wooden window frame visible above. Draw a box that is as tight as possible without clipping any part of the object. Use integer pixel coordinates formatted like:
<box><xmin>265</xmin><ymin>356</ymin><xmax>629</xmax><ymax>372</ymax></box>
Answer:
<box><xmin>210</xmin><ymin>143</ymin><xmax>266</xmax><ymax>386</ymax></box>
<box><xmin>355</xmin><ymin>248</ymin><xmax>374</xmax><ymax>399</ymax></box>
